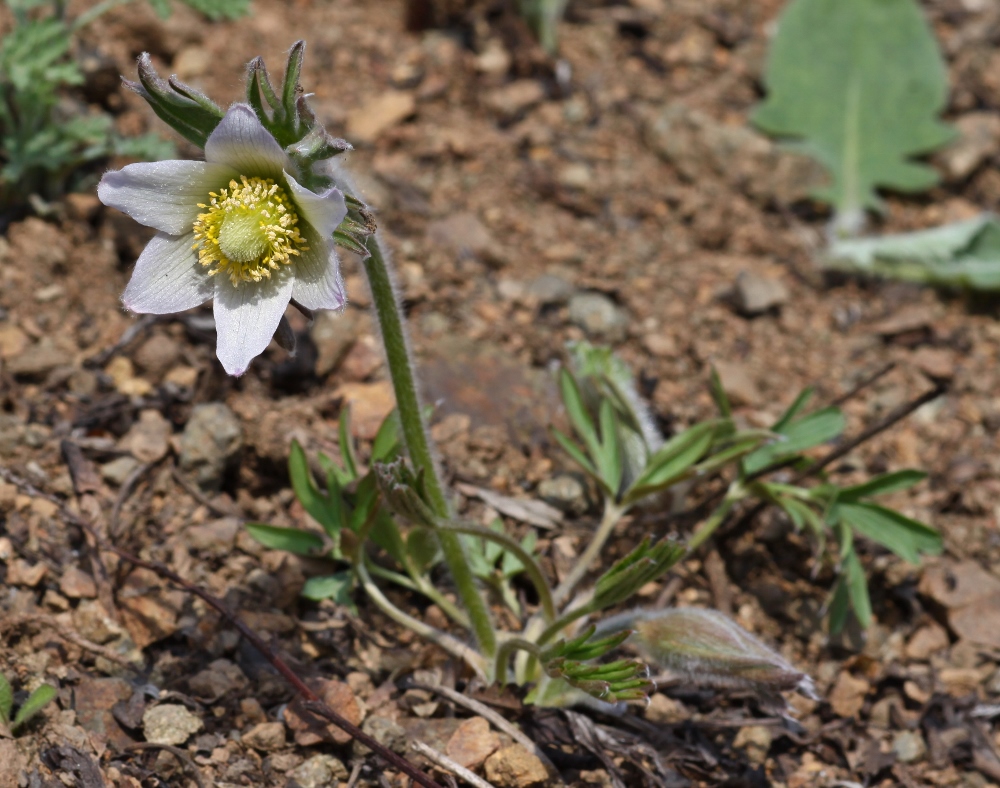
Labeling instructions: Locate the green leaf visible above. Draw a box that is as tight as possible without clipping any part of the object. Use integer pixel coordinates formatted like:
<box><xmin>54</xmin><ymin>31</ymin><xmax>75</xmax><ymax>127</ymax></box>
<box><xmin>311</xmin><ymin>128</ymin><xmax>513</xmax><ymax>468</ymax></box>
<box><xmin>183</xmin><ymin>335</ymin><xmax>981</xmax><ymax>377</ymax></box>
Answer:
<box><xmin>371</xmin><ymin>411</ymin><xmax>402</xmax><ymax>463</ymax></box>
<box><xmin>301</xmin><ymin>572</ymin><xmax>356</xmax><ymax>614</ymax></box>
<box><xmin>827</xmin><ymin>214</ymin><xmax>1000</xmax><ymax>291</ymax></box>
<box><xmin>288</xmin><ymin>440</ymin><xmax>343</xmax><ymax>531</ymax></box>
<box><xmin>596</xmin><ymin>399</ymin><xmax>624</xmax><ymax>493</ymax></box>
<box><xmin>772</xmin><ymin>387</ymin><xmax>814</xmax><ymax>433</ymax></box>
<box><xmin>838</xmin><ymin>502</ymin><xmax>942</xmax><ymax>564</ymax></box>
<box><xmin>0</xmin><ymin>673</ymin><xmax>12</xmax><ymax>724</ymax></box>
<box><xmin>560</xmin><ymin>369</ymin><xmax>601</xmax><ymax>459</ymax></box>
<box><xmin>245</xmin><ymin>523</ymin><xmax>324</xmax><ymax>556</ymax></box>
<box><xmin>752</xmin><ymin>0</ymin><xmax>953</xmax><ymax>220</ymax></box>
<box><xmin>623</xmin><ymin>420</ymin><xmax>718</xmax><ymax>503</ymax></box>
<box><xmin>708</xmin><ymin>367</ymin><xmax>732</xmax><ymax>418</ymax></box>
<box><xmin>338</xmin><ymin>405</ymin><xmax>359</xmax><ymax>480</ymax></box>
<box><xmin>827</xmin><ymin>575</ymin><xmax>851</xmax><ymax>635</ymax></box>
<box><xmin>840</xmin><ymin>470</ymin><xmax>927</xmax><ymax>501</ymax></box>
<box><xmin>742</xmin><ymin>406</ymin><xmax>845</xmax><ymax>475</ymax></box>
<box><xmin>407</xmin><ymin>528</ymin><xmax>442</xmax><ymax>574</ymax></box>
<box><xmin>552</xmin><ymin>428</ymin><xmax>598</xmax><ymax>478</ymax></box>
<box><xmin>11</xmin><ymin>684</ymin><xmax>56</xmax><ymax>732</ymax></box>
<box><xmin>843</xmin><ymin>548</ymin><xmax>872</xmax><ymax>628</ymax></box>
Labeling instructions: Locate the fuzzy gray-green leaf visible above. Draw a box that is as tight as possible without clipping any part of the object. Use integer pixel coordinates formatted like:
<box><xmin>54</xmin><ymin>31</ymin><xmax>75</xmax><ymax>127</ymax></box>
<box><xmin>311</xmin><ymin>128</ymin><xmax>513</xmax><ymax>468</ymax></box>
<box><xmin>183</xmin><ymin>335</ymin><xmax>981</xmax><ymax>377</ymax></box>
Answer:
<box><xmin>753</xmin><ymin>0</ymin><xmax>953</xmax><ymax>218</ymax></box>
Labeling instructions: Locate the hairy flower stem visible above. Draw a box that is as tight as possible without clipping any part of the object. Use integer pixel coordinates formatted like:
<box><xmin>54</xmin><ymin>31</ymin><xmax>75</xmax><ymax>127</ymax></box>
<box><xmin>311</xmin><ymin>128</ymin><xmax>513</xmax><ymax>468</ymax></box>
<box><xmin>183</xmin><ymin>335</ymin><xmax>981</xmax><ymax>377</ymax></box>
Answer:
<box><xmin>362</xmin><ymin>234</ymin><xmax>497</xmax><ymax>660</ymax></box>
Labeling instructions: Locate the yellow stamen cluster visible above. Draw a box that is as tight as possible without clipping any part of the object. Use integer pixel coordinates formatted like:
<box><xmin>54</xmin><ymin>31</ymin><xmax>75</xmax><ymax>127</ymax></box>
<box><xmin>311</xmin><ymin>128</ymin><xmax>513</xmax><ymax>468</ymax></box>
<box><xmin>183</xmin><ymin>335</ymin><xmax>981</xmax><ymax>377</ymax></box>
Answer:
<box><xmin>192</xmin><ymin>176</ymin><xmax>308</xmax><ymax>285</ymax></box>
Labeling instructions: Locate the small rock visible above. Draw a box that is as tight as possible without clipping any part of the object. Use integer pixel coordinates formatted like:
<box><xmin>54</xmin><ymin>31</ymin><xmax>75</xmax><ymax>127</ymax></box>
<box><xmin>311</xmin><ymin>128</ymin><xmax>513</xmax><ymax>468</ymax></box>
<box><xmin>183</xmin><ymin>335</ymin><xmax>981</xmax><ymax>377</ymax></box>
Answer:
<box><xmin>940</xmin><ymin>112</ymin><xmax>1000</xmax><ymax>180</ymax></box>
<box><xmin>642</xmin><ymin>333</ymin><xmax>677</xmax><ymax>358</ymax></box>
<box><xmin>242</xmin><ymin>721</ymin><xmax>286</xmax><ymax>752</ymax></box>
<box><xmin>426</xmin><ymin>212</ymin><xmax>505</xmax><ymax>266</ymax></box>
<box><xmin>353</xmin><ymin>715</ymin><xmax>408</xmax><ymax>757</ymax></box>
<box><xmin>285</xmin><ymin>681</ymin><xmax>363</xmax><ymax>746</ymax></box>
<box><xmin>483</xmin><ymin>744</ymin><xmax>549</xmax><ymax>788</ymax></box>
<box><xmin>0</xmin><ymin>324</ymin><xmax>29</xmax><ymax>359</ymax></box>
<box><xmin>445</xmin><ymin>717</ymin><xmax>501</xmax><ymax>770</ymax></box>
<box><xmin>430</xmin><ymin>413</ymin><xmax>471</xmax><ymax>443</ymax></box>
<box><xmin>34</xmin><ymin>284</ymin><xmax>65</xmax><ymax>303</ymax></box>
<box><xmin>241</xmin><ymin>698</ymin><xmax>267</xmax><ymax>725</ymax></box>
<box><xmin>474</xmin><ymin>39</ymin><xmax>512</xmax><ymax>76</ymax></box>
<box><xmin>913</xmin><ymin>347</ymin><xmax>955</xmax><ymax>381</ymax></box>
<box><xmin>133</xmin><ymin>334</ymin><xmax>181</xmax><ymax>379</ymax></box>
<box><xmin>557</xmin><ymin>163</ymin><xmax>594</xmax><ymax>190</ymax></box>
<box><xmin>100</xmin><ymin>456</ymin><xmax>140</xmax><ymax>486</ymax></box>
<box><xmin>188</xmin><ymin>659</ymin><xmax>248</xmax><ymax>702</ymax></box>
<box><xmin>172</xmin><ymin>45</ymin><xmax>211</xmax><ymax>80</ymax></box>
<box><xmin>106</xmin><ymin>356</ymin><xmax>153</xmax><ymax>396</ymax></box>
<box><xmin>7</xmin><ymin>338</ymin><xmax>72</xmax><ymax>377</ymax></box>
<box><xmin>73</xmin><ymin>599</ymin><xmax>126</xmax><ymax>645</ymax></box>
<box><xmin>484</xmin><ymin>80</ymin><xmax>545</xmax><ymax>121</ymax></box>
<box><xmin>733</xmin><ymin>725</ymin><xmax>773</xmax><ymax>765</ymax></box>
<box><xmin>733</xmin><ymin>271</ymin><xmax>789</xmax><ymax>315</ymax></box>
<box><xmin>7</xmin><ymin>559</ymin><xmax>47</xmax><ymax>587</ymax></box>
<box><xmin>311</xmin><ymin>308</ymin><xmax>367</xmax><ymax>378</ymax></box>
<box><xmin>537</xmin><ymin>474</ymin><xmax>588</xmax><ymax>515</ymax></box>
<box><xmin>829</xmin><ymin>671</ymin><xmax>869</xmax><ymax>718</ymax></box>
<box><xmin>287</xmin><ymin>754</ymin><xmax>350</xmax><ymax>788</ymax></box>
<box><xmin>117</xmin><ymin>567</ymin><xmax>184</xmax><ymax>648</ymax></box>
<box><xmin>568</xmin><ymin>292</ymin><xmax>628</xmax><ymax>342</ymax></box>
<box><xmin>143</xmin><ymin>704</ymin><xmax>204</xmax><ymax>746</ymax></box>
<box><xmin>905</xmin><ymin>622</ymin><xmax>950</xmax><ymax>661</ymax></box>
<box><xmin>339</xmin><ymin>334</ymin><xmax>383</xmax><ymax>381</ymax></box>
<box><xmin>645</xmin><ymin>693</ymin><xmax>685</xmax><ymax>724</ymax></box>
<box><xmin>526</xmin><ymin>273</ymin><xmax>574</xmax><ymax>305</ymax></box>
<box><xmin>712</xmin><ymin>360</ymin><xmax>761</xmax><ymax>407</ymax></box>
<box><xmin>186</xmin><ymin>517</ymin><xmax>240</xmax><ymax>555</ymax></box>
<box><xmin>892</xmin><ymin>730</ymin><xmax>927</xmax><ymax>763</ymax></box>
<box><xmin>59</xmin><ymin>566</ymin><xmax>97</xmax><ymax>599</ymax></box>
<box><xmin>333</xmin><ymin>381</ymin><xmax>396</xmax><ymax>441</ymax></box>
<box><xmin>178</xmin><ymin>403</ymin><xmax>243</xmax><ymax>490</ymax></box>
<box><xmin>73</xmin><ymin>677</ymin><xmax>134</xmax><ymax>751</ymax></box>
<box><xmin>120</xmin><ymin>409</ymin><xmax>172</xmax><ymax>464</ymax></box>
<box><xmin>346</xmin><ymin>90</ymin><xmax>416</xmax><ymax>144</ymax></box>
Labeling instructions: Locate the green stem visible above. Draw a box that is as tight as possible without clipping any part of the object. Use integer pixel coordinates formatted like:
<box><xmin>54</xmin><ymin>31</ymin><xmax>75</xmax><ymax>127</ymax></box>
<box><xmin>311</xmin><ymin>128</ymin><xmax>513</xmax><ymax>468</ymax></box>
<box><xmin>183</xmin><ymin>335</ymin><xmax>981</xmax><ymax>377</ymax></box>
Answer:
<box><xmin>356</xmin><ymin>555</ymin><xmax>488</xmax><ymax>680</ymax></box>
<box><xmin>495</xmin><ymin>638</ymin><xmax>542</xmax><ymax>686</ymax></box>
<box><xmin>437</xmin><ymin>521</ymin><xmax>556</xmax><ymax>623</ymax></box>
<box><xmin>362</xmin><ymin>234</ymin><xmax>496</xmax><ymax>659</ymax></box>
<box><xmin>685</xmin><ymin>490</ymin><xmax>740</xmax><ymax>553</ymax></box>
<box><xmin>366</xmin><ymin>562</ymin><xmax>470</xmax><ymax>629</ymax></box>
<box><xmin>551</xmin><ymin>498</ymin><xmax>625</xmax><ymax>607</ymax></box>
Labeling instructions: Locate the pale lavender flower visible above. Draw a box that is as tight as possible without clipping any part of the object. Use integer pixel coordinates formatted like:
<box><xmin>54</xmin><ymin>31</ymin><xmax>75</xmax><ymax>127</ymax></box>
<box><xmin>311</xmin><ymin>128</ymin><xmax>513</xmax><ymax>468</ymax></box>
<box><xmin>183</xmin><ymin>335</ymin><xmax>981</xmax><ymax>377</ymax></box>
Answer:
<box><xmin>98</xmin><ymin>104</ymin><xmax>347</xmax><ymax>376</ymax></box>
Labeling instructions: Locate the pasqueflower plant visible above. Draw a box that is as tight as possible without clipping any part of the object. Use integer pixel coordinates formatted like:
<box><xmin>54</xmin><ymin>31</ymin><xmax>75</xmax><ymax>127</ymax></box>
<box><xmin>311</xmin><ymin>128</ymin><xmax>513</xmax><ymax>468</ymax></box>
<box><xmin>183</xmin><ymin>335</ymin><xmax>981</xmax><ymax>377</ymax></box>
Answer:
<box><xmin>101</xmin><ymin>44</ymin><xmax>940</xmax><ymax>711</ymax></box>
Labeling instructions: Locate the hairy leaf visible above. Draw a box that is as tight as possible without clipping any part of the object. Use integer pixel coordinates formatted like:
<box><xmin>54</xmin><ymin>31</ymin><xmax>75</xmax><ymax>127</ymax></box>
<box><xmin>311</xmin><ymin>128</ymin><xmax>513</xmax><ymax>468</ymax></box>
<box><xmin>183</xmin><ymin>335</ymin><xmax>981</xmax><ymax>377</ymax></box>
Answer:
<box><xmin>827</xmin><ymin>213</ymin><xmax>1000</xmax><ymax>290</ymax></box>
<box><xmin>753</xmin><ymin>0</ymin><xmax>953</xmax><ymax>221</ymax></box>
<box><xmin>245</xmin><ymin>523</ymin><xmax>324</xmax><ymax>555</ymax></box>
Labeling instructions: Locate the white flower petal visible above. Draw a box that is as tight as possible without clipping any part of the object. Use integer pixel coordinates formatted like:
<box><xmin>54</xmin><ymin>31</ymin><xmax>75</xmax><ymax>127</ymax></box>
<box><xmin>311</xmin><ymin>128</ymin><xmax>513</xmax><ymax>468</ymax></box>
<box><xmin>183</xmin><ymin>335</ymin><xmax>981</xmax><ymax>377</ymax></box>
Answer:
<box><xmin>284</xmin><ymin>171</ymin><xmax>348</xmax><ymax>239</ymax></box>
<box><xmin>122</xmin><ymin>232</ymin><xmax>213</xmax><ymax>314</ymax></box>
<box><xmin>205</xmin><ymin>104</ymin><xmax>291</xmax><ymax>180</ymax></box>
<box><xmin>291</xmin><ymin>229</ymin><xmax>346</xmax><ymax>310</ymax></box>
<box><xmin>99</xmin><ymin>161</ymin><xmax>236</xmax><ymax>234</ymax></box>
<box><xmin>213</xmin><ymin>273</ymin><xmax>295</xmax><ymax>376</ymax></box>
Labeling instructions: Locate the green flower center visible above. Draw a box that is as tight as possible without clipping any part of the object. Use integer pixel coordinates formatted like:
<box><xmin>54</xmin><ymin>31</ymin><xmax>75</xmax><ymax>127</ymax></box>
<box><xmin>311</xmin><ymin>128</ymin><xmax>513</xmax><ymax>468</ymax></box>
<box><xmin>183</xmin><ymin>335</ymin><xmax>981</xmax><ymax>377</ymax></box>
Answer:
<box><xmin>193</xmin><ymin>176</ymin><xmax>308</xmax><ymax>285</ymax></box>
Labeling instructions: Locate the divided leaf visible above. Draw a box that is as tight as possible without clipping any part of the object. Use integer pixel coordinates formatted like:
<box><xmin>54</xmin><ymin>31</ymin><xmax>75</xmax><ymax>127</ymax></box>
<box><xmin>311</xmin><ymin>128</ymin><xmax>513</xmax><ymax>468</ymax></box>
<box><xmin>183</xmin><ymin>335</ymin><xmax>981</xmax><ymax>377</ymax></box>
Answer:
<box><xmin>753</xmin><ymin>0</ymin><xmax>953</xmax><ymax>220</ymax></box>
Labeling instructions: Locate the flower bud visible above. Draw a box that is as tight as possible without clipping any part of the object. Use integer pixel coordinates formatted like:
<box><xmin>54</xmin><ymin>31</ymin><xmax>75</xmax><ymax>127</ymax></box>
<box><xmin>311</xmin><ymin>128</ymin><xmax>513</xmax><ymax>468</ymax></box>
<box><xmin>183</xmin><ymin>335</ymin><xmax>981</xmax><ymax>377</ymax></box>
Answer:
<box><xmin>628</xmin><ymin>608</ymin><xmax>817</xmax><ymax>698</ymax></box>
